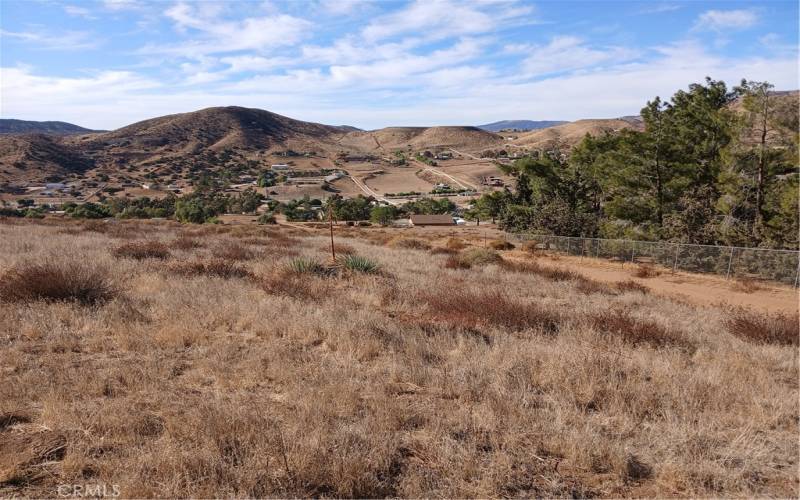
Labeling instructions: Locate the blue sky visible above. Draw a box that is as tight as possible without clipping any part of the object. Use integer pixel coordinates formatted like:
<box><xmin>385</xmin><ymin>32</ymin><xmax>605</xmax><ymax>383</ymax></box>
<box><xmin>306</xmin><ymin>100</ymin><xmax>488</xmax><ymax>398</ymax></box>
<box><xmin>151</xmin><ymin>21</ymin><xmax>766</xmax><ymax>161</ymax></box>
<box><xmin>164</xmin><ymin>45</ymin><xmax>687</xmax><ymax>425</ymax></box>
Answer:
<box><xmin>1</xmin><ymin>0</ymin><xmax>797</xmax><ymax>130</ymax></box>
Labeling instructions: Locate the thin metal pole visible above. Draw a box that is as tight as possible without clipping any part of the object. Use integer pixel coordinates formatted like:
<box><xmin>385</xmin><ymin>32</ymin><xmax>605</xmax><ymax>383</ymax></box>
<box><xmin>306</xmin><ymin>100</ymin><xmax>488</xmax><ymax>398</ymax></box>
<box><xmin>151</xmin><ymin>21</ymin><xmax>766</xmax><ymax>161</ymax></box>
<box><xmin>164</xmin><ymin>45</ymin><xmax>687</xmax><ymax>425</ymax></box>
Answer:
<box><xmin>328</xmin><ymin>205</ymin><xmax>336</xmax><ymax>262</ymax></box>
<box><xmin>794</xmin><ymin>255</ymin><xmax>800</xmax><ymax>289</ymax></box>
<box><xmin>672</xmin><ymin>244</ymin><xmax>680</xmax><ymax>274</ymax></box>
<box><xmin>725</xmin><ymin>247</ymin><xmax>734</xmax><ymax>280</ymax></box>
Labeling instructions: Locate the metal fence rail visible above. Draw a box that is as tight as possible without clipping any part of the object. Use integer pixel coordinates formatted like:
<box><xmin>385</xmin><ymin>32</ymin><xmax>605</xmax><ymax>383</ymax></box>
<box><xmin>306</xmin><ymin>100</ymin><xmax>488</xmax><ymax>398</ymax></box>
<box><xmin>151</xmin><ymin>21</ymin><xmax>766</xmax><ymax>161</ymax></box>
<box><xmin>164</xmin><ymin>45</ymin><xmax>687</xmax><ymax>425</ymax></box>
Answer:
<box><xmin>510</xmin><ymin>233</ymin><xmax>800</xmax><ymax>287</ymax></box>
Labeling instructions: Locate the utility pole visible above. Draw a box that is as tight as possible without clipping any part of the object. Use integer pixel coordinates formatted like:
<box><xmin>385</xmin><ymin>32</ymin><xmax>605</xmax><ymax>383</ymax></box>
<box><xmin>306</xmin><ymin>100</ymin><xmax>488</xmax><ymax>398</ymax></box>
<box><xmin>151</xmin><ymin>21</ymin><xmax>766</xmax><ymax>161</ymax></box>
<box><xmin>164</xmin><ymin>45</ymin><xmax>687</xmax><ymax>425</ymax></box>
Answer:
<box><xmin>328</xmin><ymin>204</ymin><xmax>336</xmax><ymax>262</ymax></box>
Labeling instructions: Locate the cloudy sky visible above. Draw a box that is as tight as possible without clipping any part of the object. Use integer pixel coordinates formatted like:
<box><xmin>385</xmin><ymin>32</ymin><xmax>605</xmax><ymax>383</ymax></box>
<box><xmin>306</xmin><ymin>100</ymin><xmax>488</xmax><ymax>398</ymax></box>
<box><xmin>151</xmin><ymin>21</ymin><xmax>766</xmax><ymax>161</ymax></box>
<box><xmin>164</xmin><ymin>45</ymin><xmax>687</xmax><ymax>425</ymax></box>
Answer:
<box><xmin>1</xmin><ymin>0</ymin><xmax>797</xmax><ymax>130</ymax></box>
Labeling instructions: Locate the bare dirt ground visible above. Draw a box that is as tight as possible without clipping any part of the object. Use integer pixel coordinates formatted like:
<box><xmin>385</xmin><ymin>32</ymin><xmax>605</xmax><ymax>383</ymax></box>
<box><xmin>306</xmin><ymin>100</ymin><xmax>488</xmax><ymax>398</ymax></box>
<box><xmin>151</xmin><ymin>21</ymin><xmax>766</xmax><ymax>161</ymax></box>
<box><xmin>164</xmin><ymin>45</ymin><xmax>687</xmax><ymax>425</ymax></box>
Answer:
<box><xmin>506</xmin><ymin>251</ymin><xmax>798</xmax><ymax>314</ymax></box>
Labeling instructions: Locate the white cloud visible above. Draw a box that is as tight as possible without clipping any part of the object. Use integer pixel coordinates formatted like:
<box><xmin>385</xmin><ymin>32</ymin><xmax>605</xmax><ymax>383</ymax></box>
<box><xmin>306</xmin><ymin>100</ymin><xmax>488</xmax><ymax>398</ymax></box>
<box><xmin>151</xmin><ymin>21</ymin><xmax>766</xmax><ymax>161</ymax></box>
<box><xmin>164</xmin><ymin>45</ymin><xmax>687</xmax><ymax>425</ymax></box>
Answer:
<box><xmin>0</xmin><ymin>29</ymin><xmax>98</xmax><ymax>50</ymax></box>
<box><xmin>143</xmin><ymin>1</ymin><xmax>312</xmax><ymax>57</ymax></box>
<box><xmin>63</xmin><ymin>5</ymin><xmax>96</xmax><ymax>19</ymax></box>
<box><xmin>102</xmin><ymin>0</ymin><xmax>140</xmax><ymax>11</ymax></box>
<box><xmin>362</xmin><ymin>0</ymin><xmax>534</xmax><ymax>42</ymax></box>
<box><xmin>694</xmin><ymin>9</ymin><xmax>758</xmax><ymax>31</ymax></box>
<box><xmin>519</xmin><ymin>36</ymin><xmax>640</xmax><ymax>76</ymax></box>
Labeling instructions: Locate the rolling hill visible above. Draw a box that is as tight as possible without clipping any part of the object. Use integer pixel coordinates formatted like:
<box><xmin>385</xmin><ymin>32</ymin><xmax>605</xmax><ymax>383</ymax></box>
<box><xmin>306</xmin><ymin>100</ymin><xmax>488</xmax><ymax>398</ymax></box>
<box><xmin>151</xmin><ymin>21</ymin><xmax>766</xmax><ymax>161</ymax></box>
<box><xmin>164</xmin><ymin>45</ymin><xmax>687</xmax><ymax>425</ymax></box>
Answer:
<box><xmin>339</xmin><ymin>126</ymin><xmax>501</xmax><ymax>152</ymax></box>
<box><xmin>478</xmin><ymin>120</ymin><xmax>568</xmax><ymax>132</ymax></box>
<box><xmin>510</xmin><ymin>118</ymin><xmax>643</xmax><ymax>150</ymax></box>
<box><xmin>0</xmin><ymin>119</ymin><xmax>101</xmax><ymax>135</ymax></box>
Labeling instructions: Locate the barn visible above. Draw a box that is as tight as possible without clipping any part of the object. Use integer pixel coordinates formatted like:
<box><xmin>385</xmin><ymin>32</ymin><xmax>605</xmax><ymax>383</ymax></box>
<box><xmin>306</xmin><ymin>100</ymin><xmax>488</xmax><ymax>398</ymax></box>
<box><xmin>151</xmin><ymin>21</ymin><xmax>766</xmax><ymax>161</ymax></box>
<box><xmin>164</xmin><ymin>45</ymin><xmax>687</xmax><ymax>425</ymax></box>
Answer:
<box><xmin>408</xmin><ymin>214</ymin><xmax>455</xmax><ymax>226</ymax></box>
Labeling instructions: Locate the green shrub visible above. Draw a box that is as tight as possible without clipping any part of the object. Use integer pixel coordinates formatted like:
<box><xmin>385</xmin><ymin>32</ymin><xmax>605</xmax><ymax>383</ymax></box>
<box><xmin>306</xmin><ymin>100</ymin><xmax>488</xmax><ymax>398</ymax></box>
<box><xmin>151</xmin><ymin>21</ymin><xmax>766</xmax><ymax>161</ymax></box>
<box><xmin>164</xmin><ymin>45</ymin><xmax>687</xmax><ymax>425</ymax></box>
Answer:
<box><xmin>341</xmin><ymin>255</ymin><xmax>381</xmax><ymax>274</ymax></box>
<box><xmin>287</xmin><ymin>257</ymin><xmax>330</xmax><ymax>276</ymax></box>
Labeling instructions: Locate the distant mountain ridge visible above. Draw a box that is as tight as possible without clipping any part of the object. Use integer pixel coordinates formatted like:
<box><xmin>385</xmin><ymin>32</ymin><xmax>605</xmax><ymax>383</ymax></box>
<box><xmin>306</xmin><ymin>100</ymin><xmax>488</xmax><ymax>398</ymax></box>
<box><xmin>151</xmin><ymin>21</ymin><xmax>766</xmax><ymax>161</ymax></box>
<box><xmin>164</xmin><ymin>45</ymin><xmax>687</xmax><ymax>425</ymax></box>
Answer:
<box><xmin>478</xmin><ymin>120</ymin><xmax>568</xmax><ymax>132</ymax></box>
<box><xmin>0</xmin><ymin>119</ymin><xmax>102</xmax><ymax>135</ymax></box>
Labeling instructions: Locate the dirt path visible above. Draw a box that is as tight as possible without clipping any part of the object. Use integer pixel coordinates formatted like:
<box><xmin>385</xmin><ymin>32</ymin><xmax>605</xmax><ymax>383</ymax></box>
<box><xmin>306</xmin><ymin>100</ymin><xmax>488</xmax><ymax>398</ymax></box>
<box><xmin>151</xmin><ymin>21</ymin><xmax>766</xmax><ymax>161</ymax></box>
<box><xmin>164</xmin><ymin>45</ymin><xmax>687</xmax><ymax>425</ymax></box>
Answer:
<box><xmin>512</xmin><ymin>251</ymin><xmax>798</xmax><ymax>314</ymax></box>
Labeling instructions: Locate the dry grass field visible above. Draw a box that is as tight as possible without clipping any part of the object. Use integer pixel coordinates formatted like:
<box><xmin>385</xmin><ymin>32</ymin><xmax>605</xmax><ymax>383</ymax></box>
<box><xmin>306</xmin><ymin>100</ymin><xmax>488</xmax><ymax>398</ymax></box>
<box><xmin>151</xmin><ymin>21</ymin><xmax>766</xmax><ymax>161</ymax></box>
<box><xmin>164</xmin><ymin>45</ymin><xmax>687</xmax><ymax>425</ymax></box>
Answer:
<box><xmin>0</xmin><ymin>218</ymin><xmax>797</xmax><ymax>498</ymax></box>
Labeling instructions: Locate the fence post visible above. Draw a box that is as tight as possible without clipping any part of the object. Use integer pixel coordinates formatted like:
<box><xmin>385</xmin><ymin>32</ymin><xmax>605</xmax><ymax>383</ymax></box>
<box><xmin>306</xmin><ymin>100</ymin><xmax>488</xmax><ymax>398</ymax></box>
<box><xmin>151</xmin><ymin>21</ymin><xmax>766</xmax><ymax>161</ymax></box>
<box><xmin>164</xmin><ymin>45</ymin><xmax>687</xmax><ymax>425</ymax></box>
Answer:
<box><xmin>725</xmin><ymin>247</ymin><xmax>734</xmax><ymax>280</ymax></box>
<box><xmin>795</xmin><ymin>254</ymin><xmax>800</xmax><ymax>289</ymax></box>
<box><xmin>672</xmin><ymin>244</ymin><xmax>680</xmax><ymax>274</ymax></box>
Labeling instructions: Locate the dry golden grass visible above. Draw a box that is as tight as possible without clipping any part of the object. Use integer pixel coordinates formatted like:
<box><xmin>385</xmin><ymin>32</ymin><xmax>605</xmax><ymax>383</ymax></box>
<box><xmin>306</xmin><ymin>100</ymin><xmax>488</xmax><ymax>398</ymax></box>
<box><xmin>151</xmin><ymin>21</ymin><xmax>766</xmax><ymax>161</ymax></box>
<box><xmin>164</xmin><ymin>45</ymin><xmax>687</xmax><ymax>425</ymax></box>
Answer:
<box><xmin>0</xmin><ymin>219</ymin><xmax>797</xmax><ymax>498</ymax></box>
<box><xmin>112</xmin><ymin>240</ymin><xmax>172</xmax><ymax>260</ymax></box>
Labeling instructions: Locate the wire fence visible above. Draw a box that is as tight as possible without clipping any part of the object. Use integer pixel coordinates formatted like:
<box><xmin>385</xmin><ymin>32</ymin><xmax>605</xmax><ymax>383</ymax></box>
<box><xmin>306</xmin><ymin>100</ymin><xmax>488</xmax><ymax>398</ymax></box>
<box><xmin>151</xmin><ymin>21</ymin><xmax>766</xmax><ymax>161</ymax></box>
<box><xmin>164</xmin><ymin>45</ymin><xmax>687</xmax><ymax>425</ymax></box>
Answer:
<box><xmin>510</xmin><ymin>233</ymin><xmax>800</xmax><ymax>287</ymax></box>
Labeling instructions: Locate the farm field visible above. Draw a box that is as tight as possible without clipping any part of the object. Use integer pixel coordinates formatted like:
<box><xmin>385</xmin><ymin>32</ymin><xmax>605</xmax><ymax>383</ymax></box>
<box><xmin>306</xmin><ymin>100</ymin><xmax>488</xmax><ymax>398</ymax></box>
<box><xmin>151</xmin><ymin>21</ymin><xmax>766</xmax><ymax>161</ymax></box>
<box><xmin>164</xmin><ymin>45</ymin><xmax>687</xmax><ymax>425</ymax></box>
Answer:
<box><xmin>0</xmin><ymin>218</ymin><xmax>797</xmax><ymax>498</ymax></box>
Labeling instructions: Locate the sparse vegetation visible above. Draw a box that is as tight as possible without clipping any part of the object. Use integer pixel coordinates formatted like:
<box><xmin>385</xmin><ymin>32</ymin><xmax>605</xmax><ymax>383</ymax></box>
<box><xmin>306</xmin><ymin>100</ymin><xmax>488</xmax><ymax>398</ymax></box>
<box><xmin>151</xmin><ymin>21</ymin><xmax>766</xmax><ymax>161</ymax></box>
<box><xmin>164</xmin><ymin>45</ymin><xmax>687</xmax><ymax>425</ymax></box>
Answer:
<box><xmin>0</xmin><ymin>259</ymin><xmax>118</xmax><ymax>305</ymax></box>
<box><xmin>112</xmin><ymin>240</ymin><xmax>172</xmax><ymax>260</ymax></box>
<box><xmin>0</xmin><ymin>220</ymin><xmax>796</xmax><ymax>498</ymax></box>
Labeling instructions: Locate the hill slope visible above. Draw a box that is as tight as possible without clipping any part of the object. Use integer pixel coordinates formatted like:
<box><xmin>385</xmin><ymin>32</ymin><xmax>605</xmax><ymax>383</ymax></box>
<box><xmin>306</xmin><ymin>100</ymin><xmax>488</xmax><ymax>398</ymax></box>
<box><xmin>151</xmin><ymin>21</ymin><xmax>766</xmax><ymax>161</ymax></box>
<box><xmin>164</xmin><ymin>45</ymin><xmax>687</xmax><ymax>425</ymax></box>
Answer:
<box><xmin>339</xmin><ymin>126</ymin><xmax>502</xmax><ymax>152</ymax></box>
<box><xmin>0</xmin><ymin>119</ymin><xmax>101</xmax><ymax>135</ymax></box>
<box><xmin>478</xmin><ymin>120</ymin><xmax>568</xmax><ymax>132</ymax></box>
<box><xmin>510</xmin><ymin>118</ymin><xmax>643</xmax><ymax>150</ymax></box>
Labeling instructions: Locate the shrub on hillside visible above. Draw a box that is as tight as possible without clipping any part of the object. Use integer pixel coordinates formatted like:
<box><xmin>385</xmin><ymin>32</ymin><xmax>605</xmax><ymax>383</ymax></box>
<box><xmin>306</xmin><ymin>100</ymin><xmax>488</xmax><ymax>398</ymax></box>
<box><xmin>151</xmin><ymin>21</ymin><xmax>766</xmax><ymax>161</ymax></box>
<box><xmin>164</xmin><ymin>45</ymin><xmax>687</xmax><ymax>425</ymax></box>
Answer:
<box><xmin>423</xmin><ymin>288</ymin><xmax>561</xmax><ymax>333</ymax></box>
<box><xmin>445</xmin><ymin>237</ymin><xmax>467</xmax><ymax>250</ymax></box>
<box><xmin>113</xmin><ymin>241</ymin><xmax>171</xmax><ymax>260</ymax></box>
<box><xmin>0</xmin><ymin>260</ymin><xmax>118</xmax><ymax>305</ymax></box>
<box><xmin>212</xmin><ymin>242</ymin><xmax>254</xmax><ymax>261</ymax></box>
<box><xmin>615</xmin><ymin>280</ymin><xmax>650</xmax><ymax>294</ymax></box>
<box><xmin>388</xmin><ymin>238</ymin><xmax>431</xmax><ymax>250</ymax></box>
<box><xmin>632</xmin><ymin>264</ymin><xmax>660</xmax><ymax>278</ymax></box>
<box><xmin>489</xmin><ymin>240</ymin><xmax>515</xmax><ymax>251</ymax></box>
<box><xmin>726</xmin><ymin>308</ymin><xmax>799</xmax><ymax>346</ymax></box>
<box><xmin>589</xmin><ymin>308</ymin><xmax>691</xmax><ymax>349</ymax></box>
<box><xmin>457</xmin><ymin>248</ymin><xmax>502</xmax><ymax>266</ymax></box>
<box><xmin>167</xmin><ymin>259</ymin><xmax>253</xmax><ymax>279</ymax></box>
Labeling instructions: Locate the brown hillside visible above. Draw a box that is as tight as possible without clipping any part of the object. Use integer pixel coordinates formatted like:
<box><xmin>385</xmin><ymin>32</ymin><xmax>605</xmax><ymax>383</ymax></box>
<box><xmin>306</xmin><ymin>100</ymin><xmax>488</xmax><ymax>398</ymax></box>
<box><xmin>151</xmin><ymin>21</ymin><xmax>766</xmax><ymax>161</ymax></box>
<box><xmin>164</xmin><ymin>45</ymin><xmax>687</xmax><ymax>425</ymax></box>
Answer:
<box><xmin>340</xmin><ymin>126</ymin><xmax>502</xmax><ymax>152</ymax></box>
<box><xmin>81</xmin><ymin>106</ymin><xmax>345</xmax><ymax>154</ymax></box>
<box><xmin>0</xmin><ymin>134</ymin><xmax>94</xmax><ymax>183</ymax></box>
<box><xmin>511</xmin><ymin>118</ymin><xmax>643</xmax><ymax>150</ymax></box>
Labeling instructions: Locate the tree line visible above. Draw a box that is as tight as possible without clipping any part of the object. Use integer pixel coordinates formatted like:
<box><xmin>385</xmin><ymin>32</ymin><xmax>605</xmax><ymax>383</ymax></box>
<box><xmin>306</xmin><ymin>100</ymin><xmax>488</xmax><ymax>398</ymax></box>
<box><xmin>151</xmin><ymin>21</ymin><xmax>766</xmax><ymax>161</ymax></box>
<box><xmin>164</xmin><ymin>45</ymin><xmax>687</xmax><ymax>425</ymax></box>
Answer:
<box><xmin>471</xmin><ymin>78</ymin><xmax>798</xmax><ymax>250</ymax></box>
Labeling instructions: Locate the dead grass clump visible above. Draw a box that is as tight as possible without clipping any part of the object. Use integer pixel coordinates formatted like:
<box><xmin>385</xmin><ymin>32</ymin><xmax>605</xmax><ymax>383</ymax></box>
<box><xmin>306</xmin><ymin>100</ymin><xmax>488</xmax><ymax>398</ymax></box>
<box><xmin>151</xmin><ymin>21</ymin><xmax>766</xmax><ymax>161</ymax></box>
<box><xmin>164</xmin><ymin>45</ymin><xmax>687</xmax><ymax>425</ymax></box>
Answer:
<box><xmin>521</xmin><ymin>240</ymin><xmax>539</xmax><ymax>254</ymax></box>
<box><xmin>575</xmin><ymin>277</ymin><xmax>616</xmax><ymax>295</ymax></box>
<box><xmin>259</xmin><ymin>269</ymin><xmax>332</xmax><ymax>300</ymax></box>
<box><xmin>502</xmin><ymin>260</ymin><xmax>576</xmax><ymax>281</ymax></box>
<box><xmin>388</xmin><ymin>237</ymin><xmax>431</xmax><ymax>251</ymax></box>
<box><xmin>318</xmin><ymin>243</ymin><xmax>356</xmax><ymax>256</ymax></box>
<box><xmin>725</xmin><ymin>308</ymin><xmax>799</xmax><ymax>346</ymax></box>
<box><xmin>445</xmin><ymin>237</ymin><xmax>467</xmax><ymax>250</ymax></box>
<box><xmin>430</xmin><ymin>246</ymin><xmax>459</xmax><ymax>255</ymax></box>
<box><xmin>112</xmin><ymin>241</ymin><xmax>171</xmax><ymax>260</ymax></box>
<box><xmin>489</xmin><ymin>240</ymin><xmax>515</xmax><ymax>251</ymax></box>
<box><xmin>589</xmin><ymin>308</ymin><xmax>690</xmax><ymax>349</ymax></box>
<box><xmin>171</xmin><ymin>235</ymin><xmax>203</xmax><ymax>250</ymax></box>
<box><xmin>423</xmin><ymin>288</ymin><xmax>561</xmax><ymax>333</ymax></box>
<box><xmin>0</xmin><ymin>260</ymin><xmax>118</xmax><ymax>305</ymax></box>
<box><xmin>458</xmin><ymin>248</ymin><xmax>502</xmax><ymax>266</ymax></box>
<box><xmin>731</xmin><ymin>277</ymin><xmax>764</xmax><ymax>293</ymax></box>
<box><xmin>444</xmin><ymin>254</ymin><xmax>471</xmax><ymax>269</ymax></box>
<box><xmin>212</xmin><ymin>242</ymin><xmax>255</xmax><ymax>261</ymax></box>
<box><xmin>615</xmin><ymin>280</ymin><xmax>650</xmax><ymax>294</ymax></box>
<box><xmin>167</xmin><ymin>259</ymin><xmax>253</xmax><ymax>279</ymax></box>
<box><xmin>632</xmin><ymin>264</ymin><xmax>660</xmax><ymax>278</ymax></box>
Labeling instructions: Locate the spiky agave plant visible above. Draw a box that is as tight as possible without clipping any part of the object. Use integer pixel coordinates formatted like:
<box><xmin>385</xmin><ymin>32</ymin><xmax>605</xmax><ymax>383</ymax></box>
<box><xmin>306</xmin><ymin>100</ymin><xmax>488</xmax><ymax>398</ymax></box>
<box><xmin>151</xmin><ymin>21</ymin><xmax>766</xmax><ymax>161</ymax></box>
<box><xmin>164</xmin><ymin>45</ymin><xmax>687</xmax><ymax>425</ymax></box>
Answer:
<box><xmin>340</xmin><ymin>254</ymin><xmax>381</xmax><ymax>274</ymax></box>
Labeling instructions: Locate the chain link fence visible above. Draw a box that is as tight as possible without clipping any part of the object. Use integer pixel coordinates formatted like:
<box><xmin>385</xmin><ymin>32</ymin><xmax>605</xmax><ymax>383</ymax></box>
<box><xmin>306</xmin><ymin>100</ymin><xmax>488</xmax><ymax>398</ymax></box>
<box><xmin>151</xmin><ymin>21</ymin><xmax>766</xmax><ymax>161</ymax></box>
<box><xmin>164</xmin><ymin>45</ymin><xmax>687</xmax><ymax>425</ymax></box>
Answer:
<box><xmin>510</xmin><ymin>233</ymin><xmax>800</xmax><ymax>287</ymax></box>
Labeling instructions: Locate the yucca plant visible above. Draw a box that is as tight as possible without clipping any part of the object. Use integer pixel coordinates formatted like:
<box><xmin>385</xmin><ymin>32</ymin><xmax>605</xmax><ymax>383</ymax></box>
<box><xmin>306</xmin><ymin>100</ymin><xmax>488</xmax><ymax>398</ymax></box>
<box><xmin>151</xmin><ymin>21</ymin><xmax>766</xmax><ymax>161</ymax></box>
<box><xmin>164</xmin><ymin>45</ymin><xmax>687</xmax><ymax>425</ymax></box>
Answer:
<box><xmin>287</xmin><ymin>257</ymin><xmax>326</xmax><ymax>275</ymax></box>
<box><xmin>340</xmin><ymin>254</ymin><xmax>381</xmax><ymax>274</ymax></box>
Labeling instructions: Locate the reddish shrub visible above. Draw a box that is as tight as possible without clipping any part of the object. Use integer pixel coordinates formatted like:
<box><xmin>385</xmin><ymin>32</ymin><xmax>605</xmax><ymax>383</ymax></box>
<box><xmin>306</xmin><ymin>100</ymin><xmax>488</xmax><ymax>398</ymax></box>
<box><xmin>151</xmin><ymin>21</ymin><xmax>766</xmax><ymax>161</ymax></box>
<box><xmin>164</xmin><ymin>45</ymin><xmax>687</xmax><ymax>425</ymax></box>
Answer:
<box><xmin>615</xmin><ymin>280</ymin><xmax>650</xmax><ymax>294</ymax></box>
<box><xmin>0</xmin><ymin>261</ymin><xmax>118</xmax><ymax>305</ymax></box>
<box><xmin>423</xmin><ymin>288</ymin><xmax>561</xmax><ymax>333</ymax></box>
<box><xmin>113</xmin><ymin>241</ymin><xmax>171</xmax><ymax>260</ymax></box>
<box><xmin>168</xmin><ymin>259</ymin><xmax>253</xmax><ymax>279</ymax></box>
<box><xmin>212</xmin><ymin>242</ymin><xmax>254</xmax><ymax>261</ymax></box>
<box><xmin>632</xmin><ymin>264</ymin><xmax>660</xmax><ymax>278</ymax></box>
<box><xmin>726</xmin><ymin>308</ymin><xmax>799</xmax><ymax>346</ymax></box>
<box><xmin>589</xmin><ymin>308</ymin><xmax>690</xmax><ymax>349</ymax></box>
<box><xmin>444</xmin><ymin>254</ymin><xmax>471</xmax><ymax>269</ymax></box>
<box><xmin>489</xmin><ymin>240</ymin><xmax>515</xmax><ymax>251</ymax></box>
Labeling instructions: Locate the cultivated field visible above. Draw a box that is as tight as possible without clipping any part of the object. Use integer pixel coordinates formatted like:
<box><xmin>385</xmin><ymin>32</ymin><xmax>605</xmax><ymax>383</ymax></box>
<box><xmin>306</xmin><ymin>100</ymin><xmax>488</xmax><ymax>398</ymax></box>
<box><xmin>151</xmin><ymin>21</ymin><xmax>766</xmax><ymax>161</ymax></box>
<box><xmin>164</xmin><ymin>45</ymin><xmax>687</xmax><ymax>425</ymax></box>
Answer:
<box><xmin>0</xmin><ymin>219</ymin><xmax>797</xmax><ymax>498</ymax></box>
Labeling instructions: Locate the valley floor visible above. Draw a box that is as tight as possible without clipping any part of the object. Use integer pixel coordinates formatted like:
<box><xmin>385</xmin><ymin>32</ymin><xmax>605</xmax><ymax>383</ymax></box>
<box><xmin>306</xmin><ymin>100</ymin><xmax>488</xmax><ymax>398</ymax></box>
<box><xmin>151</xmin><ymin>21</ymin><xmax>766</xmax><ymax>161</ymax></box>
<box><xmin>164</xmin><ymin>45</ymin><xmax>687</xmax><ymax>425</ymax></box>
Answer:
<box><xmin>0</xmin><ymin>218</ymin><xmax>797</xmax><ymax>498</ymax></box>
